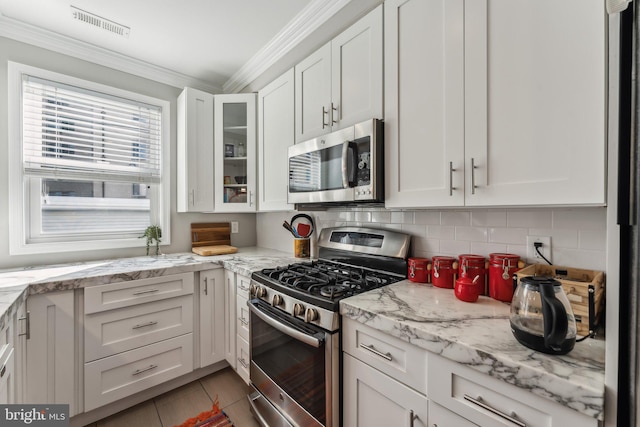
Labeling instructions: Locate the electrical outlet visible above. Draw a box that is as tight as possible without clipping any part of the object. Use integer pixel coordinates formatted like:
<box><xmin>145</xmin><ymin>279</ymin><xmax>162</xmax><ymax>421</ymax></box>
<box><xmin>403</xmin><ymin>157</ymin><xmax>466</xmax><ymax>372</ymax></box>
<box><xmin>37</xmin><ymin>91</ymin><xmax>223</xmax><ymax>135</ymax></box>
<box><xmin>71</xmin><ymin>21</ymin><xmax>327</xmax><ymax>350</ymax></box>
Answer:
<box><xmin>231</xmin><ymin>221</ymin><xmax>239</xmax><ymax>234</ymax></box>
<box><xmin>526</xmin><ymin>236</ymin><xmax>551</xmax><ymax>262</ymax></box>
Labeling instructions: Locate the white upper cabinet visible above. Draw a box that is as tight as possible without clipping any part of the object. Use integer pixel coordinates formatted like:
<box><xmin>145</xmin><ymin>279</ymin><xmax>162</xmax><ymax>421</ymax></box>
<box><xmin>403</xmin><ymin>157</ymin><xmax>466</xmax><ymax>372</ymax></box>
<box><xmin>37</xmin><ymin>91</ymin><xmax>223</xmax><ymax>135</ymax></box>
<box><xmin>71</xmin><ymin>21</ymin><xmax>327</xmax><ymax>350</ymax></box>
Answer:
<box><xmin>177</xmin><ymin>87</ymin><xmax>214</xmax><ymax>212</ymax></box>
<box><xmin>385</xmin><ymin>0</ymin><xmax>465</xmax><ymax>208</ymax></box>
<box><xmin>464</xmin><ymin>0</ymin><xmax>606</xmax><ymax>206</ymax></box>
<box><xmin>385</xmin><ymin>0</ymin><xmax>606</xmax><ymax>208</ymax></box>
<box><xmin>213</xmin><ymin>93</ymin><xmax>257</xmax><ymax>212</ymax></box>
<box><xmin>295</xmin><ymin>4</ymin><xmax>383</xmax><ymax>143</ymax></box>
<box><xmin>258</xmin><ymin>69</ymin><xmax>295</xmax><ymax>211</ymax></box>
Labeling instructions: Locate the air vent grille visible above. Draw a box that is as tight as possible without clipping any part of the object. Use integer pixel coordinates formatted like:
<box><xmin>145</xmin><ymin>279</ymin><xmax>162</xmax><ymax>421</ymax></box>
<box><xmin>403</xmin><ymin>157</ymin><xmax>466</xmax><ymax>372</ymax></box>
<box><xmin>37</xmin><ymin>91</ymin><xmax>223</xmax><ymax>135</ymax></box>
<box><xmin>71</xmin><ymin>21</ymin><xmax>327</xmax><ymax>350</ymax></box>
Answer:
<box><xmin>71</xmin><ymin>6</ymin><xmax>130</xmax><ymax>38</ymax></box>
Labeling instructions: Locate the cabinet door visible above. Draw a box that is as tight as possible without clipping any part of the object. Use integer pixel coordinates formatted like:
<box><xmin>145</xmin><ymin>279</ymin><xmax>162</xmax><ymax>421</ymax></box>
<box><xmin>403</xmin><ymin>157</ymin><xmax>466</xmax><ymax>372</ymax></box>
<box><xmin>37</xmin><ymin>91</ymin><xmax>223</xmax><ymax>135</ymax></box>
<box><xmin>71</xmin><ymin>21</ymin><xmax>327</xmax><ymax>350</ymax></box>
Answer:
<box><xmin>0</xmin><ymin>346</ymin><xmax>15</xmax><ymax>404</ymax></box>
<box><xmin>343</xmin><ymin>354</ymin><xmax>427</xmax><ymax>427</ymax></box>
<box><xmin>214</xmin><ymin>93</ymin><xmax>257</xmax><ymax>212</ymax></box>
<box><xmin>384</xmin><ymin>0</ymin><xmax>465</xmax><ymax>208</ymax></box>
<box><xmin>295</xmin><ymin>42</ymin><xmax>332</xmax><ymax>143</ymax></box>
<box><xmin>199</xmin><ymin>268</ymin><xmax>225</xmax><ymax>367</ymax></box>
<box><xmin>258</xmin><ymin>69</ymin><xmax>295</xmax><ymax>211</ymax></box>
<box><xmin>464</xmin><ymin>0</ymin><xmax>606</xmax><ymax>206</ymax></box>
<box><xmin>224</xmin><ymin>270</ymin><xmax>236</xmax><ymax>369</ymax></box>
<box><xmin>177</xmin><ymin>87</ymin><xmax>214</xmax><ymax>212</ymax></box>
<box><xmin>25</xmin><ymin>291</ymin><xmax>76</xmax><ymax>416</ymax></box>
<box><xmin>331</xmin><ymin>4</ymin><xmax>383</xmax><ymax>129</ymax></box>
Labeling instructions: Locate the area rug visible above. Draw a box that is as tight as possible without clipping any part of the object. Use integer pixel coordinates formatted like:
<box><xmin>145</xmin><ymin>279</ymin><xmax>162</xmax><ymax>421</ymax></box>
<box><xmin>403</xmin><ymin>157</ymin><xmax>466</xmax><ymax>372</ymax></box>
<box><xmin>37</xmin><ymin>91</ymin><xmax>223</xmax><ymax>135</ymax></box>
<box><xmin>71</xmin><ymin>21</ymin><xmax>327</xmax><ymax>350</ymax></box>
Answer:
<box><xmin>174</xmin><ymin>398</ymin><xmax>234</xmax><ymax>427</ymax></box>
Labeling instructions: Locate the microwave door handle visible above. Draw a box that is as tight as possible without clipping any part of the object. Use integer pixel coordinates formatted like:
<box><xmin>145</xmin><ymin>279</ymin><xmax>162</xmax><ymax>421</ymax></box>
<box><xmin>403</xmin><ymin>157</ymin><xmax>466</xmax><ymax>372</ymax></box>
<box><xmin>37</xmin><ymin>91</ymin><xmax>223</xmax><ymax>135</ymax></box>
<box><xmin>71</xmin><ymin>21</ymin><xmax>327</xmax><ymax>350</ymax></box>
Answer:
<box><xmin>248</xmin><ymin>300</ymin><xmax>323</xmax><ymax>348</ymax></box>
<box><xmin>341</xmin><ymin>141</ymin><xmax>350</xmax><ymax>188</ymax></box>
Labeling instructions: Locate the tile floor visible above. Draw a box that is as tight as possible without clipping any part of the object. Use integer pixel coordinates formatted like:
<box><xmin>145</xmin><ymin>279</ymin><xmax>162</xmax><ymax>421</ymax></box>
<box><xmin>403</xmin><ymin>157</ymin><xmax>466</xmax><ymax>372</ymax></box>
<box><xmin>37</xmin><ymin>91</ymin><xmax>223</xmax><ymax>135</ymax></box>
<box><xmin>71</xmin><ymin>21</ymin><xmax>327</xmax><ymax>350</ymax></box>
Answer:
<box><xmin>84</xmin><ymin>368</ymin><xmax>260</xmax><ymax>427</ymax></box>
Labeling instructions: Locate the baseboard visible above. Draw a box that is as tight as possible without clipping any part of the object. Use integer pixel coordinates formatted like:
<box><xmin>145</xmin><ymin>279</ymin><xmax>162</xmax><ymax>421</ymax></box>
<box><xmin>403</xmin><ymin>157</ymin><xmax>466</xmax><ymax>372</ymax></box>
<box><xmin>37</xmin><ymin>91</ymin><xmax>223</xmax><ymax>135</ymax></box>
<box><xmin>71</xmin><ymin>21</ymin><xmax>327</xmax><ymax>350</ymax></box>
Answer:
<box><xmin>69</xmin><ymin>361</ymin><xmax>229</xmax><ymax>427</ymax></box>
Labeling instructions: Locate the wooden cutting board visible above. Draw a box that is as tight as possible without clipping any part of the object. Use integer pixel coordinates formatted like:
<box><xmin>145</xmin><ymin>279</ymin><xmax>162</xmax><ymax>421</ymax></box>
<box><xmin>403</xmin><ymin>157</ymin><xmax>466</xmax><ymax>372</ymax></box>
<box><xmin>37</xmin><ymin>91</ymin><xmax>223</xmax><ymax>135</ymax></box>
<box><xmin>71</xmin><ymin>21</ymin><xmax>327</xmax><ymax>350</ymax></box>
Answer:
<box><xmin>192</xmin><ymin>245</ymin><xmax>238</xmax><ymax>256</ymax></box>
<box><xmin>191</xmin><ymin>222</ymin><xmax>237</xmax><ymax>256</ymax></box>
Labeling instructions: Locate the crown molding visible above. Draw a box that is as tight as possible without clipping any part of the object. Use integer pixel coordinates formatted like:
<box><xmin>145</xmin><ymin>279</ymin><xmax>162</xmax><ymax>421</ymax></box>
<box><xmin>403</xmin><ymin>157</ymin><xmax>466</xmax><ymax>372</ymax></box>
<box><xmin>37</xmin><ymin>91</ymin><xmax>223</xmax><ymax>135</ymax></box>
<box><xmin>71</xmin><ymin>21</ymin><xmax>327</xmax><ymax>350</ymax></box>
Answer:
<box><xmin>0</xmin><ymin>13</ymin><xmax>221</xmax><ymax>93</ymax></box>
<box><xmin>222</xmin><ymin>0</ymin><xmax>351</xmax><ymax>93</ymax></box>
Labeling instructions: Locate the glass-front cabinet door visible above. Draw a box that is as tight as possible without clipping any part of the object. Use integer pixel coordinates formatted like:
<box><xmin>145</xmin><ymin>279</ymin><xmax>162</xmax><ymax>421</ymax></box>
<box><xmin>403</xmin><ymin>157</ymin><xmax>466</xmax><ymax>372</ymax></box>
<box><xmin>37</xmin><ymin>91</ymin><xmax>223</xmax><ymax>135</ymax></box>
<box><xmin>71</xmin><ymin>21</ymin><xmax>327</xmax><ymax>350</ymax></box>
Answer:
<box><xmin>214</xmin><ymin>93</ymin><xmax>256</xmax><ymax>212</ymax></box>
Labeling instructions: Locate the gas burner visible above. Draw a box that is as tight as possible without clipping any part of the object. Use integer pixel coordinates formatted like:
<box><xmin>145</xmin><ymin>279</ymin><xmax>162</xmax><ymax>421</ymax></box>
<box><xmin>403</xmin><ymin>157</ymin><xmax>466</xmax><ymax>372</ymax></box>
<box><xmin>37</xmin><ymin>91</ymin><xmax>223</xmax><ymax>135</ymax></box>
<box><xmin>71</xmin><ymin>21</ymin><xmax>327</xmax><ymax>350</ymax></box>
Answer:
<box><xmin>320</xmin><ymin>284</ymin><xmax>350</xmax><ymax>298</ymax></box>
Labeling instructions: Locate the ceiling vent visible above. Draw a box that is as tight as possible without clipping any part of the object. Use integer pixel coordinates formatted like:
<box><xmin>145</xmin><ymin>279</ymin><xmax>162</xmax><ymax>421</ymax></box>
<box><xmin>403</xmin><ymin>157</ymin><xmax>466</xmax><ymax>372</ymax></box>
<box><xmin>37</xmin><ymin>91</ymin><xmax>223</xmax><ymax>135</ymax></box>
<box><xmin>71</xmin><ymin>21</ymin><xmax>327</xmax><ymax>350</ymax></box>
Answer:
<box><xmin>71</xmin><ymin>6</ymin><xmax>130</xmax><ymax>38</ymax></box>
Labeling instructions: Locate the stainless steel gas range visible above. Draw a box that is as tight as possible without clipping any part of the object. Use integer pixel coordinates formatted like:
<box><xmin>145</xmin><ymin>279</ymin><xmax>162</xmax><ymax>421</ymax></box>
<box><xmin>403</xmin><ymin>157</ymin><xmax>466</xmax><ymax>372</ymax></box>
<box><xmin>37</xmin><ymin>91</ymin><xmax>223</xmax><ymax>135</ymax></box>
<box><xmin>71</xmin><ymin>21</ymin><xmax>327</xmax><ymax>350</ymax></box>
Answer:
<box><xmin>247</xmin><ymin>227</ymin><xmax>411</xmax><ymax>427</ymax></box>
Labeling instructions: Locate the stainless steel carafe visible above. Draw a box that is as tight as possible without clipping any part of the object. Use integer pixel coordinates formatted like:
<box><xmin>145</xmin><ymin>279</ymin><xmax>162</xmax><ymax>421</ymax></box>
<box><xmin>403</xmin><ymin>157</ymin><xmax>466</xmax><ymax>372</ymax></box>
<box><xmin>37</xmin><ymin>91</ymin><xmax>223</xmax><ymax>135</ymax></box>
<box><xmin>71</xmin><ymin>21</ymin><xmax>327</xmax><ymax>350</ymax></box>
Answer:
<box><xmin>509</xmin><ymin>276</ymin><xmax>577</xmax><ymax>355</ymax></box>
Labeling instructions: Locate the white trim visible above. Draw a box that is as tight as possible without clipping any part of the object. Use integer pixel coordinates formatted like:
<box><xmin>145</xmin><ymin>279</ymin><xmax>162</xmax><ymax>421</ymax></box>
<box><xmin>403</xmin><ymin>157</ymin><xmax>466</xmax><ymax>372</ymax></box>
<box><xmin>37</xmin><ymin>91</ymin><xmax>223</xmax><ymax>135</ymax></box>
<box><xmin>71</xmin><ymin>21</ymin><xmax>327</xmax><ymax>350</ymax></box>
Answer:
<box><xmin>224</xmin><ymin>0</ymin><xmax>352</xmax><ymax>93</ymax></box>
<box><xmin>0</xmin><ymin>13</ymin><xmax>220</xmax><ymax>93</ymax></box>
<box><xmin>8</xmin><ymin>61</ymin><xmax>171</xmax><ymax>255</ymax></box>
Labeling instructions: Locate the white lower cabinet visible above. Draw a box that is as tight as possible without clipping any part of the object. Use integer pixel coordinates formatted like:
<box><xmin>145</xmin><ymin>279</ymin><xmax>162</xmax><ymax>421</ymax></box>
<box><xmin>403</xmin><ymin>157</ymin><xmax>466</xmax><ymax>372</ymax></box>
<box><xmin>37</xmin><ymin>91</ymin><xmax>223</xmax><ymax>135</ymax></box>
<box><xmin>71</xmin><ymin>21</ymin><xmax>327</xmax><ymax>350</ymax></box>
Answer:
<box><xmin>343</xmin><ymin>318</ymin><xmax>428</xmax><ymax>427</ymax></box>
<box><xmin>84</xmin><ymin>334</ymin><xmax>193</xmax><ymax>411</ymax></box>
<box><xmin>223</xmin><ymin>269</ymin><xmax>252</xmax><ymax>385</ymax></box>
<box><xmin>198</xmin><ymin>268</ymin><xmax>225</xmax><ymax>367</ymax></box>
<box><xmin>235</xmin><ymin>273</ymin><xmax>251</xmax><ymax>385</ymax></box>
<box><xmin>428</xmin><ymin>353</ymin><xmax>599</xmax><ymax>427</ymax></box>
<box><xmin>343</xmin><ymin>354</ymin><xmax>427</xmax><ymax>427</ymax></box>
<box><xmin>83</xmin><ymin>273</ymin><xmax>196</xmax><ymax>412</ymax></box>
<box><xmin>25</xmin><ymin>291</ymin><xmax>76</xmax><ymax>415</ymax></box>
<box><xmin>224</xmin><ymin>270</ymin><xmax>236</xmax><ymax>369</ymax></box>
<box><xmin>343</xmin><ymin>318</ymin><xmax>599</xmax><ymax>427</ymax></box>
<box><xmin>0</xmin><ymin>344</ymin><xmax>15</xmax><ymax>404</ymax></box>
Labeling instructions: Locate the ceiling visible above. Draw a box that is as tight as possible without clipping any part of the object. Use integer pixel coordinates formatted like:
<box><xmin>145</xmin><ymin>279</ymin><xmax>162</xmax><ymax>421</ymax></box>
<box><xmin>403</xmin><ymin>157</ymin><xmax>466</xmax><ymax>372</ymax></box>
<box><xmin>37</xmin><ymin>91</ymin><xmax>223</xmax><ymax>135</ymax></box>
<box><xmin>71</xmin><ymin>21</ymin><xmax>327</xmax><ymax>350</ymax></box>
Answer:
<box><xmin>0</xmin><ymin>0</ymin><xmax>318</xmax><ymax>91</ymax></box>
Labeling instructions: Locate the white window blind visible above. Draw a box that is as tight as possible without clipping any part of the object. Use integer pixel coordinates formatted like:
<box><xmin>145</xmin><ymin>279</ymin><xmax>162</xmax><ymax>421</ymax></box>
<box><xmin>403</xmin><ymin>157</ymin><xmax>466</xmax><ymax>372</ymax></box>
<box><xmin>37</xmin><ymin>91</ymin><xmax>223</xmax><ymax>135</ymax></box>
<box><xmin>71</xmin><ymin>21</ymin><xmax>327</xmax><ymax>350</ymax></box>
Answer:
<box><xmin>22</xmin><ymin>75</ymin><xmax>162</xmax><ymax>183</ymax></box>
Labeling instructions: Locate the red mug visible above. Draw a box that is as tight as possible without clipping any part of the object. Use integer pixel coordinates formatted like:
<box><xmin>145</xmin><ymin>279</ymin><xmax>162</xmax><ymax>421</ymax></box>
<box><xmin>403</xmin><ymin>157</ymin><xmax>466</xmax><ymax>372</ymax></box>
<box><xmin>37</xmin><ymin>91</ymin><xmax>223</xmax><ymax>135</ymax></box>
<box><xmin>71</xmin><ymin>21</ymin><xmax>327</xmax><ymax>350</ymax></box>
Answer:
<box><xmin>408</xmin><ymin>257</ymin><xmax>429</xmax><ymax>283</ymax></box>
<box><xmin>455</xmin><ymin>276</ymin><xmax>481</xmax><ymax>302</ymax></box>
<box><xmin>458</xmin><ymin>254</ymin><xmax>486</xmax><ymax>295</ymax></box>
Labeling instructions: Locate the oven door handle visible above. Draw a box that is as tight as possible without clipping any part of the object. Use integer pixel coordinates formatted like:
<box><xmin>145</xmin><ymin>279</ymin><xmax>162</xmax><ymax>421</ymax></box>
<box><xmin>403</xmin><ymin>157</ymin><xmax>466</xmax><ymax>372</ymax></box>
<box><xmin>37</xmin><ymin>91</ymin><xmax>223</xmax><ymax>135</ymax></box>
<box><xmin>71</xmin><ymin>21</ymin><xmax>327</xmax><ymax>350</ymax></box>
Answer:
<box><xmin>248</xmin><ymin>301</ymin><xmax>324</xmax><ymax>348</ymax></box>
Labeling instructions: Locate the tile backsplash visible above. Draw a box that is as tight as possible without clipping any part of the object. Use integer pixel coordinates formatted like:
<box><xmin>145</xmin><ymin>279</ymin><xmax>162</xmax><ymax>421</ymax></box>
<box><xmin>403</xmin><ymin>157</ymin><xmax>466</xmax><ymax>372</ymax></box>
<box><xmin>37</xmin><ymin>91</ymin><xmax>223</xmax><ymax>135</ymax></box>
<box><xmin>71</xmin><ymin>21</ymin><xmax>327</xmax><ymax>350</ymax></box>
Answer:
<box><xmin>257</xmin><ymin>207</ymin><xmax>607</xmax><ymax>271</ymax></box>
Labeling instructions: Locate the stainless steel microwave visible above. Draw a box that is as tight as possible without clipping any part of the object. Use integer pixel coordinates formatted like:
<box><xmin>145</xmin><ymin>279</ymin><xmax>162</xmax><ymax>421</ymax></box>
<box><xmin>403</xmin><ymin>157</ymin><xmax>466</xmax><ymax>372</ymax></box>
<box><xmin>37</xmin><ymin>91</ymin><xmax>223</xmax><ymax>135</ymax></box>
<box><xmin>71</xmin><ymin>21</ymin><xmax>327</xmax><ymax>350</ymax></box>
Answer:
<box><xmin>287</xmin><ymin>119</ymin><xmax>383</xmax><ymax>205</ymax></box>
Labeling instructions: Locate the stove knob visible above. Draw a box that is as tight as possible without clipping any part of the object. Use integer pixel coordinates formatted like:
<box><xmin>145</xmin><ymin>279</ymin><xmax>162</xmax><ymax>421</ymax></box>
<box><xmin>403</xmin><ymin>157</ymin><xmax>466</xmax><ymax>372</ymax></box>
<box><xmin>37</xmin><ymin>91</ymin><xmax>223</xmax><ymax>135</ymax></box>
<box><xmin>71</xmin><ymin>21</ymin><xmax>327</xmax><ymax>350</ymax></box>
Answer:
<box><xmin>256</xmin><ymin>286</ymin><xmax>267</xmax><ymax>298</ymax></box>
<box><xmin>249</xmin><ymin>283</ymin><xmax>257</xmax><ymax>297</ymax></box>
<box><xmin>305</xmin><ymin>307</ymin><xmax>319</xmax><ymax>323</ymax></box>
<box><xmin>293</xmin><ymin>303</ymin><xmax>305</xmax><ymax>317</ymax></box>
<box><xmin>272</xmin><ymin>294</ymin><xmax>283</xmax><ymax>307</ymax></box>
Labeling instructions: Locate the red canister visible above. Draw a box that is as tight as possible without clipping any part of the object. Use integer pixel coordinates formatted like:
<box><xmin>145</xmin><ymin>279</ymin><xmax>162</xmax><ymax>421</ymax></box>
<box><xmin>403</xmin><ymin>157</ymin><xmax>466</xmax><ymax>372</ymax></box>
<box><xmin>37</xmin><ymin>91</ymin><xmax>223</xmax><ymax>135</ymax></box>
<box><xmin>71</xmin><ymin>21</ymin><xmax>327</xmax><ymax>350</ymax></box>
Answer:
<box><xmin>408</xmin><ymin>257</ymin><xmax>429</xmax><ymax>283</ymax></box>
<box><xmin>488</xmin><ymin>253</ymin><xmax>521</xmax><ymax>302</ymax></box>
<box><xmin>431</xmin><ymin>256</ymin><xmax>457</xmax><ymax>289</ymax></box>
<box><xmin>458</xmin><ymin>254</ymin><xmax>486</xmax><ymax>295</ymax></box>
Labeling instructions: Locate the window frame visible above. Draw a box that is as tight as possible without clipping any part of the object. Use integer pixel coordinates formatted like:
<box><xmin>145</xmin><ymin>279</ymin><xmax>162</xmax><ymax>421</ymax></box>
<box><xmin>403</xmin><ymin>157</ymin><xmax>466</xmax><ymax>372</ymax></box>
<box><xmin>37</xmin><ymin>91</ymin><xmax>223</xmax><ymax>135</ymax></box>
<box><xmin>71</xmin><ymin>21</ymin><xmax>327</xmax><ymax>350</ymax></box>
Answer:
<box><xmin>8</xmin><ymin>61</ymin><xmax>171</xmax><ymax>255</ymax></box>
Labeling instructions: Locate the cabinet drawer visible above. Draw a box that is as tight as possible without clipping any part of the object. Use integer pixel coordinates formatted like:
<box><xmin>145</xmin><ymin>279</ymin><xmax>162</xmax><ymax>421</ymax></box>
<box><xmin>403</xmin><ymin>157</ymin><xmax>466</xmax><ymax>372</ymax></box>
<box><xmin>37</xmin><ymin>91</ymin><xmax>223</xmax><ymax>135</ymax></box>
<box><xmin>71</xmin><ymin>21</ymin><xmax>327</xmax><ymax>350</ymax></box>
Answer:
<box><xmin>236</xmin><ymin>336</ymin><xmax>250</xmax><ymax>385</ymax></box>
<box><xmin>84</xmin><ymin>334</ymin><xmax>193</xmax><ymax>411</ymax></box>
<box><xmin>343</xmin><ymin>318</ymin><xmax>427</xmax><ymax>395</ymax></box>
<box><xmin>0</xmin><ymin>345</ymin><xmax>14</xmax><ymax>404</ymax></box>
<box><xmin>236</xmin><ymin>274</ymin><xmax>251</xmax><ymax>298</ymax></box>
<box><xmin>236</xmin><ymin>295</ymin><xmax>249</xmax><ymax>342</ymax></box>
<box><xmin>428</xmin><ymin>354</ymin><xmax>599</xmax><ymax>427</ymax></box>
<box><xmin>85</xmin><ymin>273</ymin><xmax>194</xmax><ymax>314</ymax></box>
<box><xmin>85</xmin><ymin>295</ymin><xmax>194</xmax><ymax>362</ymax></box>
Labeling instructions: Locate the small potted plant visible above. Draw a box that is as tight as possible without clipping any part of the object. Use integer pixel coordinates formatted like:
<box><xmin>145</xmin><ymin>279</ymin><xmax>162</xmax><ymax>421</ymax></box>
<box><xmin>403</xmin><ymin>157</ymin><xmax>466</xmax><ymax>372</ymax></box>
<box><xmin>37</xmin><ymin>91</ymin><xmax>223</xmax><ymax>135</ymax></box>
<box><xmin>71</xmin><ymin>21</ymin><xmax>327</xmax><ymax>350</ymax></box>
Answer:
<box><xmin>141</xmin><ymin>225</ymin><xmax>162</xmax><ymax>255</ymax></box>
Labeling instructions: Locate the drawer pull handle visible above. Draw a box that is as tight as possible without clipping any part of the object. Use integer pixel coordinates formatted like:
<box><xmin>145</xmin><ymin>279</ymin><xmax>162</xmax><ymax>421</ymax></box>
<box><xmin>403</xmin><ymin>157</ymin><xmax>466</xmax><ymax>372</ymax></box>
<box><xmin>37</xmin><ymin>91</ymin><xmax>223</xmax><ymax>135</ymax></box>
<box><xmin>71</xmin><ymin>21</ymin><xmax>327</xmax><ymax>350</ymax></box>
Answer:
<box><xmin>18</xmin><ymin>312</ymin><xmax>30</xmax><ymax>340</ymax></box>
<box><xmin>360</xmin><ymin>343</ymin><xmax>393</xmax><ymax>361</ymax></box>
<box><xmin>132</xmin><ymin>321</ymin><xmax>158</xmax><ymax>330</ymax></box>
<box><xmin>133</xmin><ymin>289</ymin><xmax>159</xmax><ymax>296</ymax></box>
<box><xmin>239</xmin><ymin>316</ymin><xmax>248</xmax><ymax>326</ymax></box>
<box><xmin>409</xmin><ymin>409</ymin><xmax>418</xmax><ymax>427</ymax></box>
<box><xmin>132</xmin><ymin>364</ymin><xmax>158</xmax><ymax>376</ymax></box>
<box><xmin>237</xmin><ymin>357</ymin><xmax>248</xmax><ymax>369</ymax></box>
<box><xmin>463</xmin><ymin>394</ymin><xmax>526</xmax><ymax>427</ymax></box>
<box><xmin>0</xmin><ymin>364</ymin><xmax>6</xmax><ymax>378</ymax></box>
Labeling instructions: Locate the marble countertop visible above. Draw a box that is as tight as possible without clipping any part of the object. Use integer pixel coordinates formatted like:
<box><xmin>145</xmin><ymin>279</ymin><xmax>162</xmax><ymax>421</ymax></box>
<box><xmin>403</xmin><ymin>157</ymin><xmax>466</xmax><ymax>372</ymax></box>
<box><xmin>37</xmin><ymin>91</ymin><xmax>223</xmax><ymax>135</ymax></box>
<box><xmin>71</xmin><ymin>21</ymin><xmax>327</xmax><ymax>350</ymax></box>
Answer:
<box><xmin>340</xmin><ymin>281</ymin><xmax>605</xmax><ymax>421</ymax></box>
<box><xmin>0</xmin><ymin>247</ymin><xmax>299</xmax><ymax>332</ymax></box>
<box><xmin>0</xmin><ymin>251</ymin><xmax>606</xmax><ymax>421</ymax></box>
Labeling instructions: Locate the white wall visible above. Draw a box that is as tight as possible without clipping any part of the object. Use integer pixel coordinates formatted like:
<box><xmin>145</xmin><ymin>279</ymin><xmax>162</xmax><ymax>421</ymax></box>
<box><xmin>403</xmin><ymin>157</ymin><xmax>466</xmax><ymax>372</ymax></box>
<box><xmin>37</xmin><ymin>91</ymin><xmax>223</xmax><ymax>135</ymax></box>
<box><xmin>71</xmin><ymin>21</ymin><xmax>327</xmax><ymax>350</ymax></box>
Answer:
<box><xmin>0</xmin><ymin>36</ymin><xmax>256</xmax><ymax>269</ymax></box>
<box><xmin>258</xmin><ymin>206</ymin><xmax>607</xmax><ymax>271</ymax></box>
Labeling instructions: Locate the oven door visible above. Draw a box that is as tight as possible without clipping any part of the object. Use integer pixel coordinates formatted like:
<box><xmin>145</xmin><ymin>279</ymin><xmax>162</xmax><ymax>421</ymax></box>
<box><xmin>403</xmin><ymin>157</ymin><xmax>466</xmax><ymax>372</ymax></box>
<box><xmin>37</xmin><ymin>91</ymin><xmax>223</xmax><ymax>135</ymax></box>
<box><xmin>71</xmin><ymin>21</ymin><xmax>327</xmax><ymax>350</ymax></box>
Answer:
<box><xmin>248</xmin><ymin>299</ymin><xmax>339</xmax><ymax>427</ymax></box>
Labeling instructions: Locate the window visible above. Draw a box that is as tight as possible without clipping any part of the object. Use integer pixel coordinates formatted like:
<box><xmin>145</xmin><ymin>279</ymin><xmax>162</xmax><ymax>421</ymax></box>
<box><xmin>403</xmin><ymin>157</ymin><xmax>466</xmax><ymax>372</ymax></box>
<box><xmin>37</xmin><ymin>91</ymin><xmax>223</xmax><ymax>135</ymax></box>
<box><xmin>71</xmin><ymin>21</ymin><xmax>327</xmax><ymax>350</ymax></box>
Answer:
<box><xmin>8</xmin><ymin>62</ymin><xmax>170</xmax><ymax>254</ymax></box>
